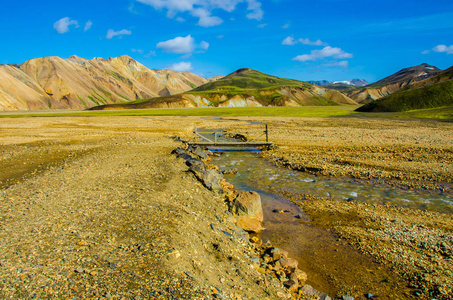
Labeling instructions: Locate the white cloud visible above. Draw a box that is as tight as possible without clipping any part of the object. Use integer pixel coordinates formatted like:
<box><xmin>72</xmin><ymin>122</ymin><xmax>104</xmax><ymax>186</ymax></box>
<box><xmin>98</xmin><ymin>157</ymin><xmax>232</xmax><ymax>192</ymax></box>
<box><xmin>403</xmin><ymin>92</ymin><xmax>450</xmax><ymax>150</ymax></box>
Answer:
<box><xmin>53</xmin><ymin>17</ymin><xmax>79</xmax><ymax>34</ymax></box>
<box><xmin>156</xmin><ymin>35</ymin><xmax>195</xmax><ymax>54</ymax></box>
<box><xmin>293</xmin><ymin>46</ymin><xmax>353</xmax><ymax>62</ymax></box>
<box><xmin>168</xmin><ymin>61</ymin><xmax>193</xmax><ymax>72</ymax></box>
<box><xmin>282</xmin><ymin>23</ymin><xmax>290</xmax><ymax>29</ymax></box>
<box><xmin>246</xmin><ymin>0</ymin><xmax>264</xmax><ymax>20</ymax></box>
<box><xmin>200</xmin><ymin>41</ymin><xmax>210</xmax><ymax>51</ymax></box>
<box><xmin>257</xmin><ymin>23</ymin><xmax>267</xmax><ymax>28</ymax></box>
<box><xmin>84</xmin><ymin>20</ymin><xmax>93</xmax><ymax>31</ymax></box>
<box><xmin>282</xmin><ymin>36</ymin><xmax>328</xmax><ymax>47</ymax></box>
<box><xmin>191</xmin><ymin>8</ymin><xmax>223</xmax><ymax>27</ymax></box>
<box><xmin>176</xmin><ymin>16</ymin><xmax>186</xmax><ymax>22</ymax></box>
<box><xmin>323</xmin><ymin>61</ymin><xmax>349</xmax><ymax>68</ymax></box>
<box><xmin>299</xmin><ymin>38</ymin><xmax>327</xmax><ymax>46</ymax></box>
<box><xmin>156</xmin><ymin>35</ymin><xmax>210</xmax><ymax>54</ymax></box>
<box><xmin>136</xmin><ymin>0</ymin><xmax>263</xmax><ymax>26</ymax></box>
<box><xmin>421</xmin><ymin>50</ymin><xmax>430</xmax><ymax>55</ymax></box>
<box><xmin>106</xmin><ymin>29</ymin><xmax>132</xmax><ymax>39</ymax></box>
<box><xmin>128</xmin><ymin>3</ymin><xmax>140</xmax><ymax>14</ymax></box>
<box><xmin>433</xmin><ymin>44</ymin><xmax>453</xmax><ymax>54</ymax></box>
<box><xmin>282</xmin><ymin>36</ymin><xmax>297</xmax><ymax>46</ymax></box>
<box><xmin>131</xmin><ymin>49</ymin><xmax>144</xmax><ymax>54</ymax></box>
<box><xmin>145</xmin><ymin>51</ymin><xmax>157</xmax><ymax>57</ymax></box>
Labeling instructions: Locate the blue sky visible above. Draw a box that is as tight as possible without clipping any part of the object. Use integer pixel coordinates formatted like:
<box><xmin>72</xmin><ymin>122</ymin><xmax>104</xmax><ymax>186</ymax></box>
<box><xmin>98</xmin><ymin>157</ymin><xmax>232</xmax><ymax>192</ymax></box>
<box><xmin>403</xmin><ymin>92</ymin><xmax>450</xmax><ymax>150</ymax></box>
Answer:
<box><xmin>1</xmin><ymin>0</ymin><xmax>453</xmax><ymax>82</ymax></box>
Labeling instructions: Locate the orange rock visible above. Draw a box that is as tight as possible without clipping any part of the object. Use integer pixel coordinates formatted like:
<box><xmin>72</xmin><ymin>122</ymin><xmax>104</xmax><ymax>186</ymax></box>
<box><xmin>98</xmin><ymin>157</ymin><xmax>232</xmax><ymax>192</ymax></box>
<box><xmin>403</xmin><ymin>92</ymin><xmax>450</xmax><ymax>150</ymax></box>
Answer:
<box><xmin>235</xmin><ymin>216</ymin><xmax>263</xmax><ymax>233</ymax></box>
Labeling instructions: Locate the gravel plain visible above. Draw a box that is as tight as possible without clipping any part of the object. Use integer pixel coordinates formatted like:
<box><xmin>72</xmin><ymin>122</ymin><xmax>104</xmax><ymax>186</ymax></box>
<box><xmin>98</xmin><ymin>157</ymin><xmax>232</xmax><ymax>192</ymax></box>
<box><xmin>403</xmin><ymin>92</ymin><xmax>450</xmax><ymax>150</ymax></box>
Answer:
<box><xmin>1</xmin><ymin>114</ymin><xmax>452</xmax><ymax>299</ymax></box>
<box><xmin>0</xmin><ymin>116</ymin><xmax>292</xmax><ymax>299</ymax></box>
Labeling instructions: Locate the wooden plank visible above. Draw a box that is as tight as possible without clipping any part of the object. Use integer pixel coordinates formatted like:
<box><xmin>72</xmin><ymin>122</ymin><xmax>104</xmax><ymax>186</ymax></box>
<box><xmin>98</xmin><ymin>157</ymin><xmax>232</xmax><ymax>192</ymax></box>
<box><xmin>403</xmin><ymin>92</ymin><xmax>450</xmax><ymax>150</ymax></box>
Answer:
<box><xmin>188</xmin><ymin>142</ymin><xmax>273</xmax><ymax>147</ymax></box>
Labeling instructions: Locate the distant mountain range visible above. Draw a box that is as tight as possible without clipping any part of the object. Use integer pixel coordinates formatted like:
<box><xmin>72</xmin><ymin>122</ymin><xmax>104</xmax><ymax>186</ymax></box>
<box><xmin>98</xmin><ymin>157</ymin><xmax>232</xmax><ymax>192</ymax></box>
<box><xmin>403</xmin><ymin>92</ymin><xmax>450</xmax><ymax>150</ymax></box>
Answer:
<box><xmin>92</xmin><ymin>68</ymin><xmax>357</xmax><ymax>110</ymax></box>
<box><xmin>0</xmin><ymin>55</ymin><xmax>450</xmax><ymax>112</ymax></box>
<box><xmin>0</xmin><ymin>55</ymin><xmax>208</xmax><ymax>111</ymax></box>
<box><xmin>308</xmin><ymin>79</ymin><xmax>369</xmax><ymax>87</ymax></box>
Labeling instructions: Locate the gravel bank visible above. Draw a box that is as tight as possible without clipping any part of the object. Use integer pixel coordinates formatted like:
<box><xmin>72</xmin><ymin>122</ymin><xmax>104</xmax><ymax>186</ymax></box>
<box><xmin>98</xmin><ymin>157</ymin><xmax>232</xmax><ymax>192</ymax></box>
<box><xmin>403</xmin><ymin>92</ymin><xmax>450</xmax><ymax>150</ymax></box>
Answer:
<box><xmin>0</xmin><ymin>116</ymin><xmax>291</xmax><ymax>299</ymax></box>
<box><xmin>234</xmin><ymin>117</ymin><xmax>453</xmax><ymax>193</ymax></box>
<box><xmin>286</xmin><ymin>194</ymin><xmax>453</xmax><ymax>299</ymax></box>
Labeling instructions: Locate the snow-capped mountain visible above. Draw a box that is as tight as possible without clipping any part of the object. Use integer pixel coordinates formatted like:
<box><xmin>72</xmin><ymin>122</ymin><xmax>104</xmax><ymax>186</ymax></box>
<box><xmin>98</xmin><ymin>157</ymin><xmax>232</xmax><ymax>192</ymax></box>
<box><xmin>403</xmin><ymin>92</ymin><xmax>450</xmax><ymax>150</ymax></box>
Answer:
<box><xmin>308</xmin><ymin>79</ymin><xmax>369</xmax><ymax>87</ymax></box>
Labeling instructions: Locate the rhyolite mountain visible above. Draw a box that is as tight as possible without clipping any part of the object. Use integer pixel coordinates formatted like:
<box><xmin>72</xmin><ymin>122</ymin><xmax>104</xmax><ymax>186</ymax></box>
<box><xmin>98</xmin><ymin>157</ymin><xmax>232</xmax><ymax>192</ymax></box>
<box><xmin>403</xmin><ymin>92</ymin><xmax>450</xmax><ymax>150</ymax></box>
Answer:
<box><xmin>0</xmin><ymin>55</ymin><xmax>208</xmax><ymax>111</ymax></box>
<box><xmin>90</xmin><ymin>68</ymin><xmax>358</xmax><ymax>110</ymax></box>
<box><xmin>349</xmin><ymin>63</ymin><xmax>442</xmax><ymax>104</ymax></box>
<box><xmin>356</xmin><ymin>65</ymin><xmax>453</xmax><ymax>112</ymax></box>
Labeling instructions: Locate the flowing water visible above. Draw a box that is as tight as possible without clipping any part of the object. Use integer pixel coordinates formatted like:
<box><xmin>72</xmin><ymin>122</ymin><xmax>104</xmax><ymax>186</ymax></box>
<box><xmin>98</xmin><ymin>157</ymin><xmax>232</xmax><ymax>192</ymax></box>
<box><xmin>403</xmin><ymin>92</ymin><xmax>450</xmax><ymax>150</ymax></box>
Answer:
<box><xmin>208</xmin><ymin>146</ymin><xmax>453</xmax><ymax>298</ymax></box>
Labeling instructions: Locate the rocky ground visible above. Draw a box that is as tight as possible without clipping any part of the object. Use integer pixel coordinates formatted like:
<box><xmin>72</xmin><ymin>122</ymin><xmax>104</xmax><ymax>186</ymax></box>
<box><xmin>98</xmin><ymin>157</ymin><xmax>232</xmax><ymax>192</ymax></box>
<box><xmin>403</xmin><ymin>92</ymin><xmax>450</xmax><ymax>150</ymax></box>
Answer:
<box><xmin>241</xmin><ymin>117</ymin><xmax>453</xmax><ymax>193</ymax></box>
<box><xmin>222</xmin><ymin>116</ymin><xmax>453</xmax><ymax>299</ymax></box>
<box><xmin>0</xmin><ymin>116</ymin><xmax>296</xmax><ymax>299</ymax></box>
<box><xmin>1</xmin><ymin>114</ymin><xmax>452</xmax><ymax>299</ymax></box>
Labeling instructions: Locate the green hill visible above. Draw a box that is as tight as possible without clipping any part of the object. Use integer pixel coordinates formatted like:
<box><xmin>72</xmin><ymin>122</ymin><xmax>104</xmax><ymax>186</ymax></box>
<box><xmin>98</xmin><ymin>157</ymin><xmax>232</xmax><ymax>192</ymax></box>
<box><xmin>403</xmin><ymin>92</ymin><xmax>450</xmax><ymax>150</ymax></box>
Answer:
<box><xmin>356</xmin><ymin>79</ymin><xmax>453</xmax><ymax>112</ymax></box>
<box><xmin>192</xmin><ymin>68</ymin><xmax>302</xmax><ymax>91</ymax></box>
<box><xmin>90</xmin><ymin>68</ymin><xmax>357</xmax><ymax>110</ymax></box>
<box><xmin>187</xmin><ymin>68</ymin><xmax>336</xmax><ymax>106</ymax></box>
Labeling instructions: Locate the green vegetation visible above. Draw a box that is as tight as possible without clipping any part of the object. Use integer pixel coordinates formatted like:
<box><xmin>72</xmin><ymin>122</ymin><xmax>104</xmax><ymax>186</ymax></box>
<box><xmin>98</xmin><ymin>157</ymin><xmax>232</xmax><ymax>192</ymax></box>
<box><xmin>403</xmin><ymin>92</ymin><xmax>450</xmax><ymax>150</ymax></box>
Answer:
<box><xmin>113</xmin><ymin>91</ymin><xmax>130</xmax><ymax>102</ymax></box>
<box><xmin>324</xmin><ymin>84</ymin><xmax>357</xmax><ymax>93</ymax></box>
<box><xmin>77</xmin><ymin>95</ymin><xmax>88</xmax><ymax>107</ymax></box>
<box><xmin>183</xmin><ymin>69</ymin><xmax>328</xmax><ymax>107</ymax></box>
<box><xmin>96</xmin><ymin>86</ymin><xmax>112</xmax><ymax>97</ymax></box>
<box><xmin>192</xmin><ymin>69</ymin><xmax>304</xmax><ymax>92</ymax></box>
<box><xmin>91</xmin><ymin>88</ymin><xmax>109</xmax><ymax>105</ymax></box>
<box><xmin>87</xmin><ymin>96</ymin><xmax>100</xmax><ymax>106</ymax></box>
<box><xmin>0</xmin><ymin>106</ymin><xmax>358</xmax><ymax>118</ymax></box>
<box><xmin>186</xmin><ymin>80</ymin><xmax>197</xmax><ymax>89</ymax></box>
<box><xmin>357</xmin><ymin>106</ymin><xmax>453</xmax><ymax>120</ymax></box>
<box><xmin>356</xmin><ymin>80</ymin><xmax>453</xmax><ymax>112</ymax></box>
<box><xmin>106</xmin><ymin>70</ymin><xmax>133</xmax><ymax>85</ymax></box>
<box><xmin>3</xmin><ymin>105</ymin><xmax>452</xmax><ymax>120</ymax></box>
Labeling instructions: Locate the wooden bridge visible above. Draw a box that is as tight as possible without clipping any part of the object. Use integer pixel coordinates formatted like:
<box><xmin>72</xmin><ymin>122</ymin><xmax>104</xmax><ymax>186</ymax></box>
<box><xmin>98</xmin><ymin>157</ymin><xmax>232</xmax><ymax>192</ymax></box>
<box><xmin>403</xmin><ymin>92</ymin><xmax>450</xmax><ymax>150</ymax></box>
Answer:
<box><xmin>188</xmin><ymin>124</ymin><xmax>274</xmax><ymax>149</ymax></box>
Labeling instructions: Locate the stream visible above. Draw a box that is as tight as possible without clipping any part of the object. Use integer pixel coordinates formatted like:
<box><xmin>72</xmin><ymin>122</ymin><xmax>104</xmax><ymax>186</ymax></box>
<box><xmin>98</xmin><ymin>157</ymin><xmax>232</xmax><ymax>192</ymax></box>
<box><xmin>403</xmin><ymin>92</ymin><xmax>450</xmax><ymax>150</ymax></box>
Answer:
<box><xmin>208</xmin><ymin>145</ymin><xmax>453</xmax><ymax>298</ymax></box>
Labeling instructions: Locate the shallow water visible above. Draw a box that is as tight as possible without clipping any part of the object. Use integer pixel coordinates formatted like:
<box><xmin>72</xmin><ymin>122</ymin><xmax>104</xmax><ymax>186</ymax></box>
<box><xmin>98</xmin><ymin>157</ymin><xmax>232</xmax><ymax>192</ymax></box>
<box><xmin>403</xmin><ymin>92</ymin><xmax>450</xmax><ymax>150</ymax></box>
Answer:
<box><xmin>212</xmin><ymin>150</ymin><xmax>453</xmax><ymax>214</ymax></box>
<box><xmin>210</xmin><ymin>148</ymin><xmax>451</xmax><ymax>297</ymax></box>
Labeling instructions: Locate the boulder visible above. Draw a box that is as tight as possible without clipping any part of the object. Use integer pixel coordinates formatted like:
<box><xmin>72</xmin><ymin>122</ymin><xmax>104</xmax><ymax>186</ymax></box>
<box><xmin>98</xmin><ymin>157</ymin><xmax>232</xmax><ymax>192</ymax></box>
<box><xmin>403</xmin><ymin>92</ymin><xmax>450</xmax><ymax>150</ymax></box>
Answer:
<box><xmin>290</xmin><ymin>269</ymin><xmax>308</xmax><ymax>286</ymax></box>
<box><xmin>229</xmin><ymin>191</ymin><xmax>264</xmax><ymax>233</ymax></box>
<box><xmin>283</xmin><ymin>279</ymin><xmax>299</xmax><ymax>293</ymax></box>
<box><xmin>235</xmin><ymin>216</ymin><xmax>264</xmax><ymax>233</ymax></box>
<box><xmin>277</xmin><ymin>257</ymin><xmax>298</xmax><ymax>269</ymax></box>
<box><xmin>300</xmin><ymin>285</ymin><xmax>332</xmax><ymax>300</ymax></box>
<box><xmin>270</xmin><ymin>247</ymin><xmax>289</xmax><ymax>261</ymax></box>
<box><xmin>173</xmin><ymin>147</ymin><xmax>223</xmax><ymax>194</ymax></box>
<box><xmin>188</xmin><ymin>145</ymin><xmax>208</xmax><ymax>160</ymax></box>
<box><xmin>231</xmin><ymin>191</ymin><xmax>263</xmax><ymax>221</ymax></box>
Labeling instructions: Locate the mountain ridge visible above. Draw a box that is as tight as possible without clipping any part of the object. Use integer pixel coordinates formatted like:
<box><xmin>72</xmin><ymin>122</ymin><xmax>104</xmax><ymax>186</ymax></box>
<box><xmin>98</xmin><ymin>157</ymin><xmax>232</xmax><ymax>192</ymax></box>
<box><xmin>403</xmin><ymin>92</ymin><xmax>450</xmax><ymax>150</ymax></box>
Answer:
<box><xmin>0</xmin><ymin>55</ymin><xmax>208</xmax><ymax>111</ymax></box>
<box><xmin>349</xmin><ymin>63</ymin><xmax>442</xmax><ymax>104</ymax></box>
<box><xmin>91</xmin><ymin>68</ymin><xmax>358</xmax><ymax>110</ymax></box>
<box><xmin>356</xmin><ymin>65</ymin><xmax>453</xmax><ymax>112</ymax></box>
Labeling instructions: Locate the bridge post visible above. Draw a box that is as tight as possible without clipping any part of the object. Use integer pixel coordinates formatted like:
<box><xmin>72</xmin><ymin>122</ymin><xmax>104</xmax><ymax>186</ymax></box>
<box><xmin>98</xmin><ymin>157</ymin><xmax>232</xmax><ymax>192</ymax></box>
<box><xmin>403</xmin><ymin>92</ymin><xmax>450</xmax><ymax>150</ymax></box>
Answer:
<box><xmin>265</xmin><ymin>124</ymin><xmax>269</xmax><ymax>143</ymax></box>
